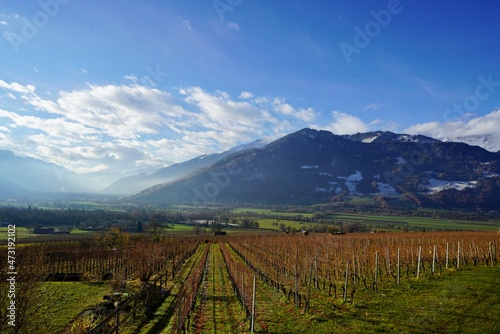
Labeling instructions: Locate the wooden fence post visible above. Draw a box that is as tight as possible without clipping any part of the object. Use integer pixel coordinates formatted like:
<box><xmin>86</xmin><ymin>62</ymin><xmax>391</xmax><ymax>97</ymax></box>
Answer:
<box><xmin>115</xmin><ymin>310</ymin><xmax>120</xmax><ymax>334</ymax></box>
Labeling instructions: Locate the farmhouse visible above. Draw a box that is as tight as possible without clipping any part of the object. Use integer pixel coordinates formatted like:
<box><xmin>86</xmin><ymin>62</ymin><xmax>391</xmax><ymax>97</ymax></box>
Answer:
<box><xmin>33</xmin><ymin>227</ymin><xmax>55</xmax><ymax>234</ymax></box>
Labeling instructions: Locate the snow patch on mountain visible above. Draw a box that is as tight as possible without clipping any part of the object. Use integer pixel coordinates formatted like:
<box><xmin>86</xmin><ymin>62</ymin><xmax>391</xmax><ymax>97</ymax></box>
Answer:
<box><xmin>339</xmin><ymin>171</ymin><xmax>363</xmax><ymax>194</ymax></box>
<box><xmin>427</xmin><ymin>178</ymin><xmax>477</xmax><ymax>194</ymax></box>
<box><xmin>362</xmin><ymin>136</ymin><xmax>379</xmax><ymax>143</ymax></box>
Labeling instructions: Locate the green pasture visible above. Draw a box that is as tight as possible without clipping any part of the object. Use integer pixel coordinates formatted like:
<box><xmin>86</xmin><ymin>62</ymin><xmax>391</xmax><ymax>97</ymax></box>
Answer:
<box><xmin>326</xmin><ymin>213</ymin><xmax>499</xmax><ymax>231</ymax></box>
<box><xmin>0</xmin><ymin>227</ymin><xmax>35</xmax><ymax>241</ymax></box>
<box><xmin>231</xmin><ymin>208</ymin><xmax>500</xmax><ymax>232</ymax></box>
<box><xmin>232</xmin><ymin>207</ymin><xmax>315</xmax><ymax>218</ymax></box>
<box><xmin>16</xmin><ymin>281</ymin><xmax>112</xmax><ymax>333</ymax></box>
<box><xmin>253</xmin><ymin>218</ymin><xmax>306</xmax><ymax>231</ymax></box>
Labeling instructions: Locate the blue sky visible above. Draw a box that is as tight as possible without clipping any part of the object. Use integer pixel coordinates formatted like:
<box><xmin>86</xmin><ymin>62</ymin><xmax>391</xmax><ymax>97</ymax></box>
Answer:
<box><xmin>1</xmin><ymin>0</ymin><xmax>500</xmax><ymax>175</ymax></box>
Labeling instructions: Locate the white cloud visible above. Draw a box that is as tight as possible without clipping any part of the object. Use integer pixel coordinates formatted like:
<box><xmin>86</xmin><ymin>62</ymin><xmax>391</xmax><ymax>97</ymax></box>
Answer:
<box><xmin>362</xmin><ymin>103</ymin><xmax>384</xmax><ymax>112</ymax></box>
<box><xmin>124</xmin><ymin>74</ymin><xmax>138</xmax><ymax>83</ymax></box>
<box><xmin>405</xmin><ymin>109</ymin><xmax>500</xmax><ymax>140</ymax></box>
<box><xmin>43</xmin><ymin>84</ymin><xmax>188</xmax><ymax>139</ymax></box>
<box><xmin>239</xmin><ymin>91</ymin><xmax>254</xmax><ymax>99</ymax></box>
<box><xmin>0</xmin><ymin>79</ymin><xmax>318</xmax><ymax>175</ymax></box>
<box><xmin>227</xmin><ymin>22</ymin><xmax>240</xmax><ymax>30</ymax></box>
<box><xmin>271</xmin><ymin>97</ymin><xmax>316</xmax><ymax>122</ymax></box>
<box><xmin>0</xmin><ymin>79</ymin><xmax>36</xmax><ymax>94</ymax></box>
<box><xmin>0</xmin><ymin>20</ymin><xmax>8</xmax><ymax>26</ymax></box>
<box><xmin>322</xmin><ymin>111</ymin><xmax>369</xmax><ymax>135</ymax></box>
<box><xmin>5</xmin><ymin>92</ymin><xmax>17</xmax><ymax>100</ymax></box>
<box><xmin>181</xmin><ymin>86</ymin><xmax>268</xmax><ymax>132</ymax></box>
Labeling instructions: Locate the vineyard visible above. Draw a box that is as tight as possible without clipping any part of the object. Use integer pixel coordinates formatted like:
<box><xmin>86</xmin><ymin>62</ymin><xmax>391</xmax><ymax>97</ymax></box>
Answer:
<box><xmin>1</xmin><ymin>231</ymin><xmax>500</xmax><ymax>333</ymax></box>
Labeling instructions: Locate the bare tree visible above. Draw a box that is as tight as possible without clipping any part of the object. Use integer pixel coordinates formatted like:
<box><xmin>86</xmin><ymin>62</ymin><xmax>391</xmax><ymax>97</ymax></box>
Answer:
<box><xmin>1</xmin><ymin>245</ymin><xmax>61</xmax><ymax>333</ymax></box>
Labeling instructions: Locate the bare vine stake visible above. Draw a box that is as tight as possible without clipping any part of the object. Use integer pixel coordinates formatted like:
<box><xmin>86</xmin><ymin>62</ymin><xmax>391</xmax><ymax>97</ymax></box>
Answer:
<box><xmin>457</xmin><ymin>242</ymin><xmax>461</xmax><ymax>270</ymax></box>
<box><xmin>374</xmin><ymin>252</ymin><xmax>378</xmax><ymax>293</ymax></box>
<box><xmin>314</xmin><ymin>257</ymin><xmax>319</xmax><ymax>290</ymax></box>
<box><xmin>432</xmin><ymin>245</ymin><xmax>436</xmax><ymax>274</ymax></box>
<box><xmin>343</xmin><ymin>260</ymin><xmax>349</xmax><ymax>302</ymax></box>
<box><xmin>306</xmin><ymin>263</ymin><xmax>313</xmax><ymax>312</ymax></box>
<box><xmin>242</xmin><ymin>271</ymin><xmax>245</xmax><ymax>308</ymax></box>
<box><xmin>357</xmin><ymin>254</ymin><xmax>361</xmax><ymax>281</ymax></box>
<box><xmin>294</xmin><ymin>248</ymin><xmax>299</xmax><ymax>308</ymax></box>
<box><xmin>387</xmin><ymin>249</ymin><xmax>391</xmax><ymax>278</ymax></box>
<box><xmin>417</xmin><ymin>246</ymin><xmax>422</xmax><ymax>279</ymax></box>
<box><xmin>494</xmin><ymin>241</ymin><xmax>497</xmax><ymax>265</ymax></box>
<box><xmin>352</xmin><ymin>254</ymin><xmax>356</xmax><ymax>288</ymax></box>
<box><xmin>446</xmin><ymin>242</ymin><xmax>449</xmax><ymax>269</ymax></box>
<box><xmin>251</xmin><ymin>276</ymin><xmax>256</xmax><ymax>333</ymax></box>
<box><xmin>489</xmin><ymin>242</ymin><xmax>494</xmax><ymax>267</ymax></box>
<box><xmin>276</xmin><ymin>256</ymin><xmax>280</xmax><ymax>292</ymax></box>
<box><xmin>397</xmin><ymin>248</ymin><xmax>400</xmax><ymax>286</ymax></box>
<box><xmin>177</xmin><ymin>296</ymin><xmax>181</xmax><ymax>333</ymax></box>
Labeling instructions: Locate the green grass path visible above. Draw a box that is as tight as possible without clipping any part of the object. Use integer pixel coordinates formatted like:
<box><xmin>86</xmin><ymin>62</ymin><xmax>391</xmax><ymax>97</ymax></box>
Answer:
<box><xmin>190</xmin><ymin>244</ymin><xmax>249</xmax><ymax>333</ymax></box>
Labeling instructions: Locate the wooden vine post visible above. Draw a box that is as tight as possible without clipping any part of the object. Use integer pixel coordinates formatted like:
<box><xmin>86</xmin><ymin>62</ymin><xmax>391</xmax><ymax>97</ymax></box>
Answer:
<box><xmin>397</xmin><ymin>248</ymin><xmax>400</xmax><ymax>286</ymax></box>
<box><xmin>432</xmin><ymin>245</ymin><xmax>436</xmax><ymax>274</ymax></box>
<box><xmin>374</xmin><ymin>252</ymin><xmax>378</xmax><ymax>293</ymax></box>
<box><xmin>446</xmin><ymin>242</ymin><xmax>449</xmax><ymax>269</ymax></box>
<box><xmin>343</xmin><ymin>260</ymin><xmax>349</xmax><ymax>302</ymax></box>
<box><xmin>306</xmin><ymin>262</ymin><xmax>313</xmax><ymax>312</ymax></box>
<box><xmin>251</xmin><ymin>275</ymin><xmax>256</xmax><ymax>333</ymax></box>
<box><xmin>416</xmin><ymin>246</ymin><xmax>422</xmax><ymax>279</ymax></box>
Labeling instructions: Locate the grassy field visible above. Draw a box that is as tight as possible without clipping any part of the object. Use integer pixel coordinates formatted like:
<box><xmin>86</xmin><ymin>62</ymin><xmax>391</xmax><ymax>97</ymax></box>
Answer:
<box><xmin>229</xmin><ymin>207</ymin><xmax>500</xmax><ymax>232</ymax></box>
<box><xmin>223</xmin><ymin>240</ymin><xmax>500</xmax><ymax>333</ymax></box>
<box><xmin>189</xmin><ymin>244</ymin><xmax>248</xmax><ymax>333</ymax></box>
<box><xmin>0</xmin><ymin>227</ymin><xmax>36</xmax><ymax>241</ymax></box>
<box><xmin>327</xmin><ymin>213</ymin><xmax>500</xmax><ymax>231</ymax></box>
<box><xmin>232</xmin><ymin>207</ymin><xmax>315</xmax><ymax>219</ymax></box>
<box><xmin>37</xmin><ymin>282</ymin><xmax>112</xmax><ymax>333</ymax></box>
<box><xmin>329</xmin><ymin>267</ymin><xmax>500</xmax><ymax>333</ymax></box>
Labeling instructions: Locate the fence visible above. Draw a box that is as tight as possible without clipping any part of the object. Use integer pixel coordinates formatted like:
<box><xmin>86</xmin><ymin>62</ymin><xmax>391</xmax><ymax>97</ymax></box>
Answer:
<box><xmin>87</xmin><ymin>270</ymin><xmax>169</xmax><ymax>334</ymax></box>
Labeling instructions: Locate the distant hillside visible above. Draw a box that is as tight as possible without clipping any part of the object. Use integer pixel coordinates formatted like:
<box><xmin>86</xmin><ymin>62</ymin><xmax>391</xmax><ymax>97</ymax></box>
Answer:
<box><xmin>102</xmin><ymin>140</ymin><xmax>266</xmax><ymax>194</ymax></box>
<box><xmin>134</xmin><ymin>128</ymin><xmax>500</xmax><ymax>210</ymax></box>
<box><xmin>0</xmin><ymin>150</ymin><xmax>97</xmax><ymax>194</ymax></box>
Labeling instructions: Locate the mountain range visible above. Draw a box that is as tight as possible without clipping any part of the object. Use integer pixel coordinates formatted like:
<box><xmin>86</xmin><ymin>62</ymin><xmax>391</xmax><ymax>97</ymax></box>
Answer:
<box><xmin>1</xmin><ymin>129</ymin><xmax>499</xmax><ymax>210</ymax></box>
<box><xmin>0</xmin><ymin>150</ymin><xmax>93</xmax><ymax>195</ymax></box>
<box><xmin>133</xmin><ymin>129</ymin><xmax>500</xmax><ymax>210</ymax></box>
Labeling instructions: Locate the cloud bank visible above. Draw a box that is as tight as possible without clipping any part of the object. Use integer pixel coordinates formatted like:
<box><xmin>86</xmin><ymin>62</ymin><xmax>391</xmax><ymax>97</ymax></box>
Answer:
<box><xmin>405</xmin><ymin>109</ymin><xmax>500</xmax><ymax>151</ymax></box>
<box><xmin>0</xmin><ymin>80</ymin><xmax>317</xmax><ymax>174</ymax></box>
